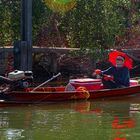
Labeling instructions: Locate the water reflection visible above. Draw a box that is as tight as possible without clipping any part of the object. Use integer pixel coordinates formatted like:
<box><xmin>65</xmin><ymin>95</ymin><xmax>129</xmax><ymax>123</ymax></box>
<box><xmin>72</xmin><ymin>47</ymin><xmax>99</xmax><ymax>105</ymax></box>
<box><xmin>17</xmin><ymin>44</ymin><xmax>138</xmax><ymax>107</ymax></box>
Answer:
<box><xmin>74</xmin><ymin>101</ymin><xmax>103</xmax><ymax>114</ymax></box>
<box><xmin>1</xmin><ymin>129</ymin><xmax>24</xmax><ymax>140</ymax></box>
<box><xmin>0</xmin><ymin>96</ymin><xmax>140</xmax><ymax>140</ymax></box>
<box><xmin>112</xmin><ymin>102</ymin><xmax>140</xmax><ymax>140</ymax></box>
<box><xmin>112</xmin><ymin>116</ymin><xmax>136</xmax><ymax>140</ymax></box>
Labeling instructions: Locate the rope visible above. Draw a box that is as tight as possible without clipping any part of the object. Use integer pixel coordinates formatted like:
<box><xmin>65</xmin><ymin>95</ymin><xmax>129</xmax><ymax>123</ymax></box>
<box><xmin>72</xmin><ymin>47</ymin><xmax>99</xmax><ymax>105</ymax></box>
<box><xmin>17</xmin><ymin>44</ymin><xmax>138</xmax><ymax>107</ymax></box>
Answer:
<box><xmin>76</xmin><ymin>87</ymin><xmax>90</xmax><ymax>99</ymax></box>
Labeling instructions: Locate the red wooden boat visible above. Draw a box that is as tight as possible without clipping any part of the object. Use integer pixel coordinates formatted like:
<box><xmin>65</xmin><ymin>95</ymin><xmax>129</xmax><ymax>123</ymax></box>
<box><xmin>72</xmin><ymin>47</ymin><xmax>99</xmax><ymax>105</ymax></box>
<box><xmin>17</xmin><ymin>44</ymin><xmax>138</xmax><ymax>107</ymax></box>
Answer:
<box><xmin>0</xmin><ymin>78</ymin><xmax>140</xmax><ymax>103</ymax></box>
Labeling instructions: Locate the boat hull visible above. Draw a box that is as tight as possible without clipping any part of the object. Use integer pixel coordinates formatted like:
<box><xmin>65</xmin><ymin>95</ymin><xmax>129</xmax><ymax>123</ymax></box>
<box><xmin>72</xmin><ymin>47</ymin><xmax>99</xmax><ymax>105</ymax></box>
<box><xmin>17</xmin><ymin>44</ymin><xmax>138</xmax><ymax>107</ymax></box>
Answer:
<box><xmin>1</xmin><ymin>85</ymin><xmax>140</xmax><ymax>103</ymax></box>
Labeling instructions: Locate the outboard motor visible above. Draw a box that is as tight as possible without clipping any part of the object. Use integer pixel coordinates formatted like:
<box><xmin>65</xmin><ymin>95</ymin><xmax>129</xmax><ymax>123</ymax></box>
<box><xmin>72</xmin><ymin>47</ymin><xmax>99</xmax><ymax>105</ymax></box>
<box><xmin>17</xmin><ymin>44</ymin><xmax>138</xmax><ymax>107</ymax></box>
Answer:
<box><xmin>0</xmin><ymin>70</ymin><xmax>33</xmax><ymax>91</ymax></box>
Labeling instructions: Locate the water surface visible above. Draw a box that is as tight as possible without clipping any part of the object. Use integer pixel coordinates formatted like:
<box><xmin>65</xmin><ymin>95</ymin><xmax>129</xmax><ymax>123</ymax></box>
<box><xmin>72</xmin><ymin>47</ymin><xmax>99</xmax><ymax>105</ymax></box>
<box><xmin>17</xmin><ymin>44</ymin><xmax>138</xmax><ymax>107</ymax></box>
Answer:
<box><xmin>0</xmin><ymin>95</ymin><xmax>140</xmax><ymax>140</ymax></box>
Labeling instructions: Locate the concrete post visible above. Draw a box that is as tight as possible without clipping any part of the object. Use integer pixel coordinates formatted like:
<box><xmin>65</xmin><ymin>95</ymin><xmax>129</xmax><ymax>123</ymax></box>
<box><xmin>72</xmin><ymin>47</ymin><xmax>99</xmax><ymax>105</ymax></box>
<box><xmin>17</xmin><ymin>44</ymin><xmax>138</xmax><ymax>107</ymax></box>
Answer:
<box><xmin>14</xmin><ymin>0</ymin><xmax>32</xmax><ymax>71</ymax></box>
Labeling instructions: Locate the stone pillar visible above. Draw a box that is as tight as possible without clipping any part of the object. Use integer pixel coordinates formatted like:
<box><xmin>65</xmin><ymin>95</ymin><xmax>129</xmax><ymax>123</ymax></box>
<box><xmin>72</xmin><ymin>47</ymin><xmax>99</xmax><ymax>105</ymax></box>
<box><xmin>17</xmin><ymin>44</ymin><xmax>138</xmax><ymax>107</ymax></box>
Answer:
<box><xmin>14</xmin><ymin>0</ymin><xmax>32</xmax><ymax>71</ymax></box>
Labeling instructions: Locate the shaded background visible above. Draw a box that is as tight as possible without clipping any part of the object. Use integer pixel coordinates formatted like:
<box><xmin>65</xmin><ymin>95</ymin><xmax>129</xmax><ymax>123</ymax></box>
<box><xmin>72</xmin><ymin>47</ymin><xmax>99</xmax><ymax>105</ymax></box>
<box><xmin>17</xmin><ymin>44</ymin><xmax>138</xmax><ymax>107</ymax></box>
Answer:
<box><xmin>0</xmin><ymin>0</ymin><xmax>140</xmax><ymax>80</ymax></box>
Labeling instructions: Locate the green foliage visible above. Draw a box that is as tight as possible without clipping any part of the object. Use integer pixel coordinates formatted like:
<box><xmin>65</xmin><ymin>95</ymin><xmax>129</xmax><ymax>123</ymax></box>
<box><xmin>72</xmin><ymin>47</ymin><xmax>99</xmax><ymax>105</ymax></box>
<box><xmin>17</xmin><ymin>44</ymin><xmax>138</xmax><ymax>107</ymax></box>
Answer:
<box><xmin>0</xmin><ymin>0</ymin><xmax>140</xmax><ymax>54</ymax></box>
<box><xmin>0</xmin><ymin>0</ymin><xmax>20</xmax><ymax>46</ymax></box>
<box><xmin>0</xmin><ymin>0</ymin><xmax>52</xmax><ymax>46</ymax></box>
<box><xmin>60</xmin><ymin>0</ymin><xmax>133</xmax><ymax>50</ymax></box>
<box><xmin>32</xmin><ymin>0</ymin><xmax>53</xmax><ymax>42</ymax></box>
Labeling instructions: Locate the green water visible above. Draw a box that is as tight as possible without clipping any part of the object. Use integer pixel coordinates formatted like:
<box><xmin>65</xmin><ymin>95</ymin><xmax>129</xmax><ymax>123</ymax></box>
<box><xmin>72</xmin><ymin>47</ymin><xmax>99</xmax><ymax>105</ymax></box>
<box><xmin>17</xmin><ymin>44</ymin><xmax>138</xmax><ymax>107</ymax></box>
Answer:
<box><xmin>0</xmin><ymin>96</ymin><xmax>140</xmax><ymax>140</ymax></box>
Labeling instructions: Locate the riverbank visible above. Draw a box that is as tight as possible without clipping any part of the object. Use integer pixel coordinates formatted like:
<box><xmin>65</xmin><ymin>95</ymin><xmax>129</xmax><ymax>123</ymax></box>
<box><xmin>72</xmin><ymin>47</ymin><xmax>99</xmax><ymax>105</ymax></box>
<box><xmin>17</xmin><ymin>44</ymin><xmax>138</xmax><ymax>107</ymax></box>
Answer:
<box><xmin>0</xmin><ymin>47</ymin><xmax>140</xmax><ymax>82</ymax></box>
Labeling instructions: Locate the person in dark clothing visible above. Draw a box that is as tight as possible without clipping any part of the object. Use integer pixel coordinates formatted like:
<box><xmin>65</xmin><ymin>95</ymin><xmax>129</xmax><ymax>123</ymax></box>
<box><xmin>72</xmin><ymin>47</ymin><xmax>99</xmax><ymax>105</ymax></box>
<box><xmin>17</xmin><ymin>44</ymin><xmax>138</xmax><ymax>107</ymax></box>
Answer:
<box><xmin>93</xmin><ymin>55</ymin><xmax>130</xmax><ymax>89</ymax></box>
<box><xmin>102</xmin><ymin>66</ymin><xmax>130</xmax><ymax>89</ymax></box>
